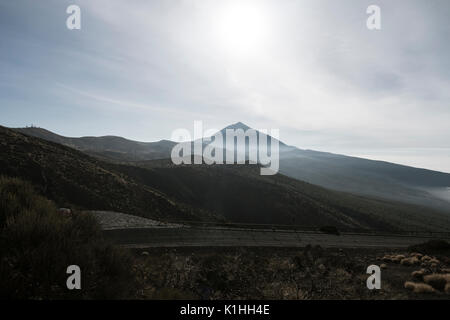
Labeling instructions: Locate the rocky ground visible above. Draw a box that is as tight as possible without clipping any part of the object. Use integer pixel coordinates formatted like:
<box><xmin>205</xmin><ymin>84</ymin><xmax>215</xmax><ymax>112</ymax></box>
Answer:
<box><xmin>129</xmin><ymin>241</ymin><xmax>450</xmax><ymax>300</ymax></box>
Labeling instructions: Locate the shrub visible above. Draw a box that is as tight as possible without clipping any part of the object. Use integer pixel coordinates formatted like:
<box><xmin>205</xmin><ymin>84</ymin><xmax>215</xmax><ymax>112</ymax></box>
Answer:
<box><xmin>400</xmin><ymin>256</ymin><xmax>420</xmax><ymax>266</ymax></box>
<box><xmin>423</xmin><ymin>274</ymin><xmax>450</xmax><ymax>291</ymax></box>
<box><xmin>411</xmin><ymin>269</ymin><xmax>427</xmax><ymax>280</ymax></box>
<box><xmin>404</xmin><ymin>281</ymin><xmax>435</xmax><ymax>293</ymax></box>
<box><xmin>0</xmin><ymin>176</ymin><xmax>136</xmax><ymax>299</ymax></box>
<box><xmin>408</xmin><ymin>240</ymin><xmax>450</xmax><ymax>255</ymax></box>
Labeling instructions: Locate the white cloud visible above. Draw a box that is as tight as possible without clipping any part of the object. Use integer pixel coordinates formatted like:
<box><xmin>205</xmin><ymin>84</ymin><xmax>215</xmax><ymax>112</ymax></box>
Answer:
<box><xmin>1</xmin><ymin>0</ymin><xmax>449</xmax><ymax>170</ymax></box>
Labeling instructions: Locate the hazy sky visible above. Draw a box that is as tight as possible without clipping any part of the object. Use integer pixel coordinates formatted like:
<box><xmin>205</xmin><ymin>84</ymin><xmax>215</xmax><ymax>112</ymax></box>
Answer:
<box><xmin>1</xmin><ymin>0</ymin><xmax>449</xmax><ymax>172</ymax></box>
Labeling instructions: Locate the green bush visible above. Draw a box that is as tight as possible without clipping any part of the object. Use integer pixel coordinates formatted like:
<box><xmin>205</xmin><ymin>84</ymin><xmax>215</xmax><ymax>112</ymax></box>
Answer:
<box><xmin>0</xmin><ymin>176</ymin><xmax>136</xmax><ymax>299</ymax></box>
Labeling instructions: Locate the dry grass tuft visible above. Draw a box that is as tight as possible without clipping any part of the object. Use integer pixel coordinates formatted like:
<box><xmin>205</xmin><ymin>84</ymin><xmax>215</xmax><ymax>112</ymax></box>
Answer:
<box><xmin>404</xmin><ymin>281</ymin><xmax>435</xmax><ymax>293</ymax></box>
<box><xmin>401</xmin><ymin>256</ymin><xmax>420</xmax><ymax>266</ymax></box>
<box><xmin>411</xmin><ymin>269</ymin><xmax>427</xmax><ymax>280</ymax></box>
<box><xmin>423</xmin><ymin>274</ymin><xmax>450</xmax><ymax>291</ymax></box>
<box><xmin>382</xmin><ymin>254</ymin><xmax>408</xmax><ymax>264</ymax></box>
<box><xmin>410</xmin><ymin>252</ymin><xmax>423</xmax><ymax>259</ymax></box>
<box><xmin>429</xmin><ymin>258</ymin><xmax>440</xmax><ymax>265</ymax></box>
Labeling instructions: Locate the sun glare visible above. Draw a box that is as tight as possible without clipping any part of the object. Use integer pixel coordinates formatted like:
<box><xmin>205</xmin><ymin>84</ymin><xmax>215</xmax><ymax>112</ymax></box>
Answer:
<box><xmin>215</xmin><ymin>2</ymin><xmax>270</xmax><ymax>56</ymax></box>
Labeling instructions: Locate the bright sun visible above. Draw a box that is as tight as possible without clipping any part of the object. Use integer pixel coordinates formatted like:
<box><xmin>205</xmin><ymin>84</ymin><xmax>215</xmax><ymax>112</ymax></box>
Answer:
<box><xmin>216</xmin><ymin>3</ymin><xmax>269</xmax><ymax>56</ymax></box>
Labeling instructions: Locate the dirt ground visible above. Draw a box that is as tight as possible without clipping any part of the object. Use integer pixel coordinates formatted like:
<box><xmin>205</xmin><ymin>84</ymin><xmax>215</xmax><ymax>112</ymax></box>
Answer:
<box><xmin>129</xmin><ymin>244</ymin><xmax>450</xmax><ymax>300</ymax></box>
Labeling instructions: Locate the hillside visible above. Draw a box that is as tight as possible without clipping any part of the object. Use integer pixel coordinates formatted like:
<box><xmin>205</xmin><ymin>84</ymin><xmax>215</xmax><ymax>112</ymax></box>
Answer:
<box><xmin>14</xmin><ymin>127</ymin><xmax>175</xmax><ymax>162</ymax></box>
<box><xmin>110</xmin><ymin>160</ymin><xmax>450</xmax><ymax>232</ymax></box>
<box><xmin>0</xmin><ymin>126</ymin><xmax>205</xmax><ymax>222</ymax></box>
<box><xmin>5</xmin><ymin>125</ymin><xmax>450</xmax><ymax>232</ymax></box>
<box><xmin>16</xmin><ymin>124</ymin><xmax>450</xmax><ymax>211</ymax></box>
<box><xmin>279</xmin><ymin>149</ymin><xmax>450</xmax><ymax>211</ymax></box>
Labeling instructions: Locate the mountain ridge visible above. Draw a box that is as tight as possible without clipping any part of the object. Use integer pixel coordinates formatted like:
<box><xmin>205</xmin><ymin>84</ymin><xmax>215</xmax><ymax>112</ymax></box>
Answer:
<box><xmin>13</xmin><ymin>124</ymin><xmax>450</xmax><ymax>211</ymax></box>
<box><xmin>3</xmin><ymin>125</ymin><xmax>450</xmax><ymax>232</ymax></box>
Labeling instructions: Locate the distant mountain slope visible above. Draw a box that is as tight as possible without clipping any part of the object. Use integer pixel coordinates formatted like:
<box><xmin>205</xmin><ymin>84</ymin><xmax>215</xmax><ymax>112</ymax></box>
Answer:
<box><xmin>0</xmin><ymin>126</ymin><xmax>202</xmax><ymax>221</ymax></box>
<box><xmin>14</xmin><ymin>127</ymin><xmax>176</xmax><ymax>162</ymax></box>
<box><xmin>278</xmin><ymin>149</ymin><xmax>450</xmax><ymax>211</ymax></box>
<box><xmin>15</xmin><ymin>124</ymin><xmax>450</xmax><ymax>211</ymax></box>
<box><xmin>204</xmin><ymin>123</ymin><xmax>450</xmax><ymax>211</ymax></box>
<box><xmin>110</xmin><ymin>159</ymin><xmax>450</xmax><ymax>232</ymax></box>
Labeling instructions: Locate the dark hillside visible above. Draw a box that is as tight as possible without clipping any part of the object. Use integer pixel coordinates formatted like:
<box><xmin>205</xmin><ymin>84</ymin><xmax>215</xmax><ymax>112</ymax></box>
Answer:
<box><xmin>111</xmin><ymin>160</ymin><xmax>450</xmax><ymax>232</ymax></box>
<box><xmin>0</xmin><ymin>126</ymin><xmax>200</xmax><ymax>221</ymax></box>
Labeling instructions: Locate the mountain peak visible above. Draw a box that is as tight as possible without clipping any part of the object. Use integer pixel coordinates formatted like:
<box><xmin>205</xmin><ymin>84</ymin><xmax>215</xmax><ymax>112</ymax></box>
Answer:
<box><xmin>222</xmin><ymin>122</ymin><xmax>252</xmax><ymax>131</ymax></box>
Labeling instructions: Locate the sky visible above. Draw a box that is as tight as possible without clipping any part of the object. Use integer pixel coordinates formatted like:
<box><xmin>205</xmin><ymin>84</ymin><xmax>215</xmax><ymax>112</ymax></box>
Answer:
<box><xmin>1</xmin><ymin>0</ymin><xmax>449</xmax><ymax>172</ymax></box>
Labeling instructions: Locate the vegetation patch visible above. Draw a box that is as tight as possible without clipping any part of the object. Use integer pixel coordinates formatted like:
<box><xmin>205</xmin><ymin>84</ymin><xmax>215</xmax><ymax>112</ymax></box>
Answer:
<box><xmin>0</xmin><ymin>176</ymin><xmax>135</xmax><ymax>299</ymax></box>
<box><xmin>408</xmin><ymin>240</ymin><xmax>450</xmax><ymax>255</ymax></box>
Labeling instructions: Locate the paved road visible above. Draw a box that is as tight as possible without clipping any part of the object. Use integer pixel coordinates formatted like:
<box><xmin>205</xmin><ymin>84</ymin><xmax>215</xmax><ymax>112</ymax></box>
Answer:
<box><xmin>103</xmin><ymin>226</ymin><xmax>450</xmax><ymax>249</ymax></box>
